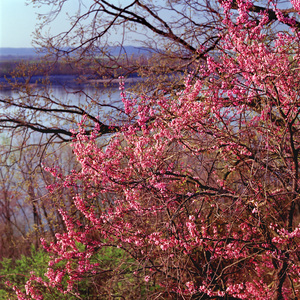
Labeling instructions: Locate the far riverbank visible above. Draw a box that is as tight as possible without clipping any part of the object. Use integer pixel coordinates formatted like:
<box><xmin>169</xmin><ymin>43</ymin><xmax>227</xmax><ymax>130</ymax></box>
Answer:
<box><xmin>0</xmin><ymin>74</ymin><xmax>143</xmax><ymax>90</ymax></box>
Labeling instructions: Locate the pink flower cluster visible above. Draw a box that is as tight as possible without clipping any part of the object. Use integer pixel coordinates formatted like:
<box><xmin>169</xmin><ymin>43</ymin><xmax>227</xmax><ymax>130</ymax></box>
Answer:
<box><xmin>18</xmin><ymin>0</ymin><xmax>300</xmax><ymax>299</ymax></box>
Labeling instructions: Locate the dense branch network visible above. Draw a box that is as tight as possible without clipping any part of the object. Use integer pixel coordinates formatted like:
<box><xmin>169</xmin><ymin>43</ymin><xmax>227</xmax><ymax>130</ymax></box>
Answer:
<box><xmin>1</xmin><ymin>0</ymin><xmax>298</xmax><ymax>146</ymax></box>
<box><xmin>1</xmin><ymin>2</ymin><xmax>300</xmax><ymax>298</ymax></box>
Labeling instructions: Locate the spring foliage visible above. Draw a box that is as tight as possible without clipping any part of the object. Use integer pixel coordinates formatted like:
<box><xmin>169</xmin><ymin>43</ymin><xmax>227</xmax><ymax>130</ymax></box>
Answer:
<box><xmin>13</xmin><ymin>0</ymin><xmax>300</xmax><ymax>299</ymax></box>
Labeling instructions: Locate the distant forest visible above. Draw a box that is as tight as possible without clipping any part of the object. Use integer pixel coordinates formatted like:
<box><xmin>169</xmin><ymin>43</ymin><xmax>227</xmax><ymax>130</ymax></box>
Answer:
<box><xmin>0</xmin><ymin>46</ymin><xmax>153</xmax><ymax>79</ymax></box>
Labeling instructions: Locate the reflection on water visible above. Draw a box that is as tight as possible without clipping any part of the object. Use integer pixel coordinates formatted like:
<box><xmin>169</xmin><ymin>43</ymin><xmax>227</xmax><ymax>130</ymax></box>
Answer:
<box><xmin>0</xmin><ymin>83</ymin><xmax>125</xmax><ymax>144</ymax></box>
<box><xmin>0</xmin><ymin>83</ymin><xmax>124</xmax><ymax>120</ymax></box>
<box><xmin>0</xmin><ymin>84</ymin><xmax>122</xmax><ymax>108</ymax></box>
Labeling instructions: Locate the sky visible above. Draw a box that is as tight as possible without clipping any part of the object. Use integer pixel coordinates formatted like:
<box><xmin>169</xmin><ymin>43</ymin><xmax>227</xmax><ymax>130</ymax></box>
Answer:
<box><xmin>0</xmin><ymin>0</ymin><xmax>296</xmax><ymax>49</ymax></box>
<box><xmin>0</xmin><ymin>0</ymin><xmax>78</xmax><ymax>48</ymax></box>
<box><xmin>0</xmin><ymin>0</ymin><xmax>144</xmax><ymax>49</ymax></box>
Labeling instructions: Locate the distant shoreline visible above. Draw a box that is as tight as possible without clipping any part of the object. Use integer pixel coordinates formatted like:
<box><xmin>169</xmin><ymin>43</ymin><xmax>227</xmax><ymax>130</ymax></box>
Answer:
<box><xmin>0</xmin><ymin>46</ymin><xmax>154</xmax><ymax>58</ymax></box>
<box><xmin>0</xmin><ymin>74</ymin><xmax>144</xmax><ymax>90</ymax></box>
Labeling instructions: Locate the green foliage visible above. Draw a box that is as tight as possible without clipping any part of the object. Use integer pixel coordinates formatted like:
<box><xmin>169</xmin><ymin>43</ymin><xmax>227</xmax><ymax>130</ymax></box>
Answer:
<box><xmin>0</xmin><ymin>244</ymin><xmax>151</xmax><ymax>299</ymax></box>
<box><xmin>74</xmin><ymin>244</ymin><xmax>149</xmax><ymax>299</ymax></box>
<box><xmin>0</xmin><ymin>245</ymin><xmax>49</xmax><ymax>299</ymax></box>
<box><xmin>0</xmin><ymin>245</ymin><xmax>81</xmax><ymax>299</ymax></box>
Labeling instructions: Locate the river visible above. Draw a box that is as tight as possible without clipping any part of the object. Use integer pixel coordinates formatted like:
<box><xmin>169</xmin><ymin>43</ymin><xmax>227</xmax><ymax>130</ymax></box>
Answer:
<box><xmin>0</xmin><ymin>77</ymin><xmax>126</xmax><ymax>138</ymax></box>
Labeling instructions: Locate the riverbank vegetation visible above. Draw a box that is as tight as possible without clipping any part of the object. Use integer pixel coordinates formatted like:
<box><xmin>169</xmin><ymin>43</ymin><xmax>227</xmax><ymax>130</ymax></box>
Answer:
<box><xmin>0</xmin><ymin>55</ymin><xmax>143</xmax><ymax>83</ymax></box>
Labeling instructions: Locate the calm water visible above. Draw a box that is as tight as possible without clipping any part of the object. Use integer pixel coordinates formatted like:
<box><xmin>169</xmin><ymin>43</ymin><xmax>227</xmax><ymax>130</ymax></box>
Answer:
<box><xmin>0</xmin><ymin>82</ymin><xmax>124</xmax><ymax>126</ymax></box>
<box><xmin>0</xmin><ymin>83</ymin><xmax>122</xmax><ymax>109</ymax></box>
<box><xmin>0</xmin><ymin>81</ymin><xmax>128</xmax><ymax>149</ymax></box>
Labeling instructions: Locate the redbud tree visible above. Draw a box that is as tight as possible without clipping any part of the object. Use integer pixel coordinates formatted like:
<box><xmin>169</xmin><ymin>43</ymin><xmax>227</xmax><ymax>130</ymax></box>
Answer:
<box><xmin>16</xmin><ymin>0</ymin><xmax>300</xmax><ymax>299</ymax></box>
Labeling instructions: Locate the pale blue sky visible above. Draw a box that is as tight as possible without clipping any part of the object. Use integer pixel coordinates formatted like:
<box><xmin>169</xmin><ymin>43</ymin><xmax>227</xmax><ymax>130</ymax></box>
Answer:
<box><xmin>0</xmin><ymin>0</ymin><xmax>85</xmax><ymax>48</ymax></box>
<box><xmin>2</xmin><ymin>0</ymin><xmax>43</xmax><ymax>47</ymax></box>
<box><xmin>0</xmin><ymin>0</ymin><xmax>145</xmax><ymax>48</ymax></box>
